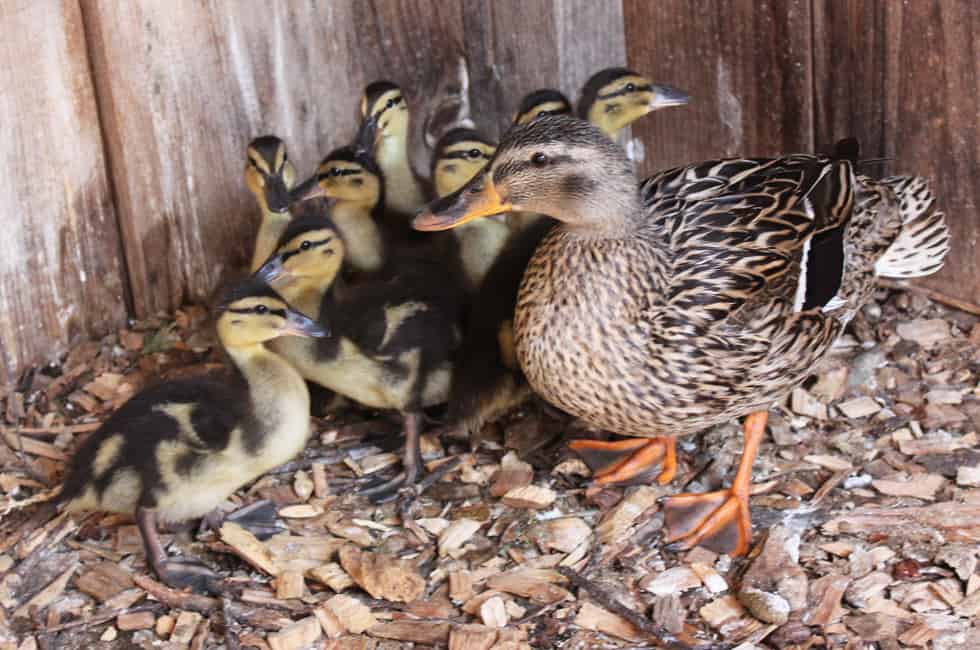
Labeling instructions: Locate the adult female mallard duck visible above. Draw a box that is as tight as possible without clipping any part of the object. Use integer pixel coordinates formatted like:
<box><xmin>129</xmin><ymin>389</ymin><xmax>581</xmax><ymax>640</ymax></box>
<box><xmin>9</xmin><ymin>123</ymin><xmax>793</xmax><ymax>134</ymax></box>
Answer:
<box><xmin>415</xmin><ymin>115</ymin><xmax>949</xmax><ymax>556</ymax></box>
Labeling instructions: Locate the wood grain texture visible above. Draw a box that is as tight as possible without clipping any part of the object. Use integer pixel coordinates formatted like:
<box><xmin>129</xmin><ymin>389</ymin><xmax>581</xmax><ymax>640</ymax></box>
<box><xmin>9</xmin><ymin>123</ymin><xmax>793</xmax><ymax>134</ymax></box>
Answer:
<box><xmin>0</xmin><ymin>0</ymin><xmax>126</xmax><ymax>387</ymax></box>
<box><xmin>462</xmin><ymin>0</ymin><xmax>626</xmax><ymax>138</ymax></box>
<box><xmin>813</xmin><ymin>0</ymin><xmax>980</xmax><ymax>305</ymax></box>
<box><xmin>624</xmin><ymin>0</ymin><xmax>814</xmax><ymax>175</ymax></box>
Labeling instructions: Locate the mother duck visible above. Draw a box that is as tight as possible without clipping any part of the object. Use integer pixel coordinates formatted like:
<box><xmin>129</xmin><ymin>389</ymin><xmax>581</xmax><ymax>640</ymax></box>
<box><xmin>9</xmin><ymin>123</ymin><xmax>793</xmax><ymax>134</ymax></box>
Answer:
<box><xmin>414</xmin><ymin>115</ymin><xmax>948</xmax><ymax>556</ymax></box>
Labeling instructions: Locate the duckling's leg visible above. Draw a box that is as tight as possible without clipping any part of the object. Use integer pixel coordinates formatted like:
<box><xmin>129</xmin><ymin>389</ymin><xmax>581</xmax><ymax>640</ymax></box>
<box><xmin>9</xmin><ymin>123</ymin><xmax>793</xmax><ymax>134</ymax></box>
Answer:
<box><xmin>660</xmin><ymin>412</ymin><xmax>767</xmax><ymax>557</ymax></box>
<box><xmin>570</xmin><ymin>436</ymin><xmax>677</xmax><ymax>486</ymax></box>
<box><xmin>137</xmin><ymin>507</ymin><xmax>221</xmax><ymax>594</ymax></box>
<box><xmin>359</xmin><ymin>412</ymin><xmax>423</xmax><ymax>502</ymax></box>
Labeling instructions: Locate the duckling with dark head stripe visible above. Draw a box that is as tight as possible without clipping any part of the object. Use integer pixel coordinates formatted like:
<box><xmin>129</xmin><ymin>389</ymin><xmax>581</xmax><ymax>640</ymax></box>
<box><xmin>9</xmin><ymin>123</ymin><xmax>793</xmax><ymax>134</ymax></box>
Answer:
<box><xmin>258</xmin><ymin>214</ymin><xmax>460</xmax><ymax>500</ymax></box>
<box><xmin>431</xmin><ymin>128</ymin><xmax>508</xmax><ymax>292</ymax></box>
<box><xmin>59</xmin><ymin>277</ymin><xmax>326</xmax><ymax>592</ymax></box>
<box><xmin>246</xmin><ymin>135</ymin><xmax>297</xmax><ymax>272</ymax></box>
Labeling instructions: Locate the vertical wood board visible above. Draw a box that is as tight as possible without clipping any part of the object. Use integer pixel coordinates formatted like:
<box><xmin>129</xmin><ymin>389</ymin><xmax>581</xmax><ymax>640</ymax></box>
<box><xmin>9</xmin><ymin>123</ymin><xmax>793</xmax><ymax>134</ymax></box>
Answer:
<box><xmin>813</xmin><ymin>0</ymin><xmax>980</xmax><ymax>305</ymax></box>
<box><xmin>0</xmin><ymin>0</ymin><xmax>126</xmax><ymax>387</ymax></box>
<box><xmin>623</xmin><ymin>0</ymin><xmax>814</xmax><ymax>176</ymax></box>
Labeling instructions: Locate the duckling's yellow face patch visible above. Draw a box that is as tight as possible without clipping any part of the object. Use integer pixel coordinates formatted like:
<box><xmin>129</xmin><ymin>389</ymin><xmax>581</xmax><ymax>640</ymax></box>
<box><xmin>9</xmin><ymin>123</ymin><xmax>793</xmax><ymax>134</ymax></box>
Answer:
<box><xmin>585</xmin><ymin>74</ymin><xmax>689</xmax><ymax>138</ymax></box>
<box><xmin>218</xmin><ymin>296</ymin><xmax>291</xmax><ymax>347</ymax></box>
<box><xmin>274</xmin><ymin>228</ymin><xmax>345</xmax><ymax>284</ymax></box>
<box><xmin>515</xmin><ymin>100</ymin><xmax>572</xmax><ymax>126</ymax></box>
<box><xmin>316</xmin><ymin>160</ymin><xmax>381</xmax><ymax>205</ymax></box>
<box><xmin>366</xmin><ymin>89</ymin><xmax>408</xmax><ymax>139</ymax></box>
<box><xmin>434</xmin><ymin>141</ymin><xmax>495</xmax><ymax>197</ymax></box>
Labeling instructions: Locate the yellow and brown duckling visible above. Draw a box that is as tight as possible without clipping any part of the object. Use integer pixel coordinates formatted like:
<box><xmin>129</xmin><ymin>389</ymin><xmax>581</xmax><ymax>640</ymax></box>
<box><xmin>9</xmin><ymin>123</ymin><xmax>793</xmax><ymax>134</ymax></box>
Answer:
<box><xmin>299</xmin><ymin>146</ymin><xmax>387</xmax><ymax>276</ymax></box>
<box><xmin>577</xmin><ymin>67</ymin><xmax>690</xmax><ymax>138</ymax></box>
<box><xmin>58</xmin><ymin>277</ymin><xmax>326</xmax><ymax>591</ymax></box>
<box><xmin>245</xmin><ymin>136</ymin><xmax>297</xmax><ymax>271</ymax></box>
<box><xmin>359</xmin><ymin>81</ymin><xmax>428</xmax><ymax>220</ymax></box>
<box><xmin>431</xmin><ymin>128</ymin><xmax>509</xmax><ymax>292</ymax></box>
<box><xmin>416</xmin><ymin>114</ymin><xmax>949</xmax><ymax>556</ymax></box>
<box><xmin>257</xmin><ymin>214</ymin><xmax>460</xmax><ymax>500</ymax></box>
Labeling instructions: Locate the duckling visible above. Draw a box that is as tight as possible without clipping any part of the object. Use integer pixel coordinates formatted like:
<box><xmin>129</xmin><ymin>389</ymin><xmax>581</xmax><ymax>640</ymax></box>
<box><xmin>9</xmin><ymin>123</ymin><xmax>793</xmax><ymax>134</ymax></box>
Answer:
<box><xmin>245</xmin><ymin>136</ymin><xmax>297</xmax><ymax>271</ymax></box>
<box><xmin>440</xmin><ymin>76</ymin><xmax>689</xmax><ymax>444</ymax></box>
<box><xmin>431</xmin><ymin>128</ymin><xmax>509</xmax><ymax>291</ymax></box>
<box><xmin>257</xmin><ymin>214</ymin><xmax>459</xmax><ymax>499</ymax></box>
<box><xmin>577</xmin><ymin>67</ymin><xmax>690</xmax><ymax>139</ymax></box>
<box><xmin>415</xmin><ymin>114</ymin><xmax>949</xmax><ymax>556</ymax></box>
<box><xmin>513</xmin><ymin>88</ymin><xmax>573</xmax><ymax>125</ymax></box>
<box><xmin>300</xmin><ymin>146</ymin><xmax>386</xmax><ymax>276</ymax></box>
<box><xmin>360</xmin><ymin>81</ymin><xmax>429</xmax><ymax>220</ymax></box>
<box><xmin>58</xmin><ymin>277</ymin><xmax>326</xmax><ymax>591</ymax></box>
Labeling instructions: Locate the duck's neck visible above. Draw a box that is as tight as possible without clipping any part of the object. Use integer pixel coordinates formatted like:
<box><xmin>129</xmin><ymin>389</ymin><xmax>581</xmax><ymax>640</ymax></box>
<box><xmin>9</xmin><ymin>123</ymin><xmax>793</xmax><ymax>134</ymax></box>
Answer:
<box><xmin>331</xmin><ymin>201</ymin><xmax>384</xmax><ymax>273</ymax></box>
<box><xmin>225</xmin><ymin>343</ymin><xmax>310</xmax><ymax>427</ymax></box>
<box><xmin>250</xmin><ymin>208</ymin><xmax>292</xmax><ymax>272</ymax></box>
<box><xmin>377</xmin><ymin>134</ymin><xmax>424</xmax><ymax>215</ymax></box>
<box><xmin>558</xmin><ymin>190</ymin><xmax>643</xmax><ymax>241</ymax></box>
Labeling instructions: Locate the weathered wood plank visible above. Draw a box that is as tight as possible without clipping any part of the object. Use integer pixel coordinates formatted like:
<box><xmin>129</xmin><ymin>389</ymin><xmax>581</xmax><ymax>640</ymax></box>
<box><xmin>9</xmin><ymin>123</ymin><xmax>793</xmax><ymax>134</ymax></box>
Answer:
<box><xmin>813</xmin><ymin>0</ymin><xmax>980</xmax><ymax>305</ymax></box>
<box><xmin>0</xmin><ymin>0</ymin><xmax>126</xmax><ymax>387</ymax></box>
<box><xmin>462</xmin><ymin>0</ymin><xmax>625</xmax><ymax>139</ymax></box>
<box><xmin>624</xmin><ymin>0</ymin><xmax>814</xmax><ymax>175</ymax></box>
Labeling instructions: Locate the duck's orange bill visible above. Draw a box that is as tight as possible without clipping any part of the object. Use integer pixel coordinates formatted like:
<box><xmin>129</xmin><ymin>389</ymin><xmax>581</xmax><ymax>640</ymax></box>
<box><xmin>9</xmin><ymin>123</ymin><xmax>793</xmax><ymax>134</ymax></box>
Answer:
<box><xmin>413</xmin><ymin>179</ymin><xmax>512</xmax><ymax>231</ymax></box>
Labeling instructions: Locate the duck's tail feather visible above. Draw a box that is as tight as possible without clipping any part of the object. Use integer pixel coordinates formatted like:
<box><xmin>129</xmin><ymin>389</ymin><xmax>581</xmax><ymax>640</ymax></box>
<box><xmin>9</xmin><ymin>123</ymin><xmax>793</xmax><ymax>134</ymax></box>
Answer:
<box><xmin>874</xmin><ymin>176</ymin><xmax>949</xmax><ymax>278</ymax></box>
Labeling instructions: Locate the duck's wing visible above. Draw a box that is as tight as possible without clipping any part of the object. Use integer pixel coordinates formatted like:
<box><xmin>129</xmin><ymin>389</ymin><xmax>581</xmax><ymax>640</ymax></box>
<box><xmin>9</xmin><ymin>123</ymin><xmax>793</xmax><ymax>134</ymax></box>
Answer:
<box><xmin>639</xmin><ymin>155</ymin><xmax>855</xmax><ymax>327</ymax></box>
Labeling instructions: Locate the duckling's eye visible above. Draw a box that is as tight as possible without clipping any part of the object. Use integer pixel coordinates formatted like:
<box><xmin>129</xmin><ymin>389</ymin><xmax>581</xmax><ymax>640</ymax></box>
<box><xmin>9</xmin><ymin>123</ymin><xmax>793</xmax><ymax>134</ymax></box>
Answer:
<box><xmin>625</xmin><ymin>82</ymin><xmax>636</xmax><ymax>92</ymax></box>
<box><xmin>330</xmin><ymin>167</ymin><xmax>341</xmax><ymax>177</ymax></box>
<box><xmin>300</xmin><ymin>240</ymin><xmax>313</xmax><ymax>250</ymax></box>
<box><xmin>254</xmin><ymin>305</ymin><xmax>269</xmax><ymax>315</ymax></box>
<box><xmin>531</xmin><ymin>152</ymin><xmax>549</xmax><ymax>166</ymax></box>
<box><xmin>468</xmin><ymin>148</ymin><xmax>482</xmax><ymax>159</ymax></box>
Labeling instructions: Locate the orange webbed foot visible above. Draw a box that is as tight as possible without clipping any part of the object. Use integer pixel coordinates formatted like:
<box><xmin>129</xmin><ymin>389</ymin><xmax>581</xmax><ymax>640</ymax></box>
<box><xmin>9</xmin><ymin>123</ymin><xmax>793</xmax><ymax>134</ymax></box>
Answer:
<box><xmin>570</xmin><ymin>436</ymin><xmax>677</xmax><ymax>486</ymax></box>
<box><xmin>661</xmin><ymin>488</ymin><xmax>752</xmax><ymax>556</ymax></box>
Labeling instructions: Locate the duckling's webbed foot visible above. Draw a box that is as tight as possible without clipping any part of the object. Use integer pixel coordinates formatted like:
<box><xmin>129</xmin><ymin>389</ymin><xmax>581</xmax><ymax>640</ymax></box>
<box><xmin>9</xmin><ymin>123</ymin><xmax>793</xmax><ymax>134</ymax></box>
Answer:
<box><xmin>137</xmin><ymin>507</ymin><xmax>222</xmax><ymax>595</ymax></box>
<box><xmin>156</xmin><ymin>557</ymin><xmax>224</xmax><ymax>595</ymax></box>
<box><xmin>198</xmin><ymin>500</ymin><xmax>285</xmax><ymax>541</ymax></box>
<box><xmin>359</xmin><ymin>412</ymin><xmax>423</xmax><ymax>503</ymax></box>
<box><xmin>570</xmin><ymin>435</ymin><xmax>677</xmax><ymax>486</ymax></box>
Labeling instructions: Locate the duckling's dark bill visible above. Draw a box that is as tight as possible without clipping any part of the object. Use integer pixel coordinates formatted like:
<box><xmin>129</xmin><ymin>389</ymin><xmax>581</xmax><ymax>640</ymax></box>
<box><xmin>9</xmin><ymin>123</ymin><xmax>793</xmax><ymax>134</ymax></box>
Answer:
<box><xmin>413</xmin><ymin>180</ymin><xmax>512</xmax><ymax>231</ymax></box>
<box><xmin>283</xmin><ymin>309</ymin><xmax>329</xmax><ymax>338</ymax></box>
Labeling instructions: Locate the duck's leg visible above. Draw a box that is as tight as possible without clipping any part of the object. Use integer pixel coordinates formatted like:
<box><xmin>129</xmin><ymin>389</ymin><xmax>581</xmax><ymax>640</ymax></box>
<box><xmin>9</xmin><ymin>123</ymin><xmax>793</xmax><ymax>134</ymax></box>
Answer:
<box><xmin>570</xmin><ymin>436</ymin><xmax>677</xmax><ymax>486</ymax></box>
<box><xmin>359</xmin><ymin>412</ymin><xmax>423</xmax><ymax>502</ymax></box>
<box><xmin>137</xmin><ymin>507</ymin><xmax>221</xmax><ymax>594</ymax></box>
<box><xmin>661</xmin><ymin>411</ymin><xmax>766</xmax><ymax>557</ymax></box>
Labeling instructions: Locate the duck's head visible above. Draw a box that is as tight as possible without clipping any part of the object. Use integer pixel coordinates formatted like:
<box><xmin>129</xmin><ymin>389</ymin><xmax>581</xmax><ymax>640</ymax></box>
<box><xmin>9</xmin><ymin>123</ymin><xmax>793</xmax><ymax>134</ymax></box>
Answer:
<box><xmin>359</xmin><ymin>81</ymin><xmax>409</xmax><ymax>143</ymax></box>
<box><xmin>216</xmin><ymin>277</ymin><xmax>327</xmax><ymax>347</ymax></box>
<box><xmin>415</xmin><ymin>115</ymin><xmax>637</xmax><ymax>234</ymax></box>
<box><xmin>513</xmin><ymin>89</ymin><xmax>573</xmax><ymax>126</ymax></box>
<box><xmin>245</xmin><ymin>136</ymin><xmax>296</xmax><ymax>214</ymax></box>
<box><xmin>296</xmin><ymin>146</ymin><xmax>383</xmax><ymax>209</ymax></box>
<box><xmin>431</xmin><ymin>128</ymin><xmax>496</xmax><ymax>197</ymax></box>
<box><xmin>256</xmin><ymin>214</ymin><xmax>346</xmax><ymax>291</ymax></box>
<box><xmin>578</xmin><ymin>67</ymin><xmax>689</xmax><ymax>138</ymax></box>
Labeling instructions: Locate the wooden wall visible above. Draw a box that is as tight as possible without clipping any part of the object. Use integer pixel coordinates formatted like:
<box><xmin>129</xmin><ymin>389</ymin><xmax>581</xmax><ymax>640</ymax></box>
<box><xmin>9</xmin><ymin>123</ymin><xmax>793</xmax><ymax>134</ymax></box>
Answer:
<box><xmin>1</xmin><ymin>0</ymin><xmax>977</xmax><ymax>386</ymax></box>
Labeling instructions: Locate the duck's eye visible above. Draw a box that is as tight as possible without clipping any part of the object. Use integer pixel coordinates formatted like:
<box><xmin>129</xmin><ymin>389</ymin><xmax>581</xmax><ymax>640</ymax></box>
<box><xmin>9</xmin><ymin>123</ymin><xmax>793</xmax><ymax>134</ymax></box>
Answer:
<box><xmin>300</xmin><ymin>240</ymin><xmax>313</xmax><ymax>250</ymax></box>
<box><xmin>386</xmin><ymin>98</ymin><xmax>396</xmax><ymax>109</ymax></box>
<box><xmin>254</xmin><ymin>305</ymin><xmax>269</xmax><ymax>315</ymax></box>
<box><xmin>330</xmin><ymin>167</ymin><xmax>341</xmax><ymax>177</ymax></box>
<box><xmin>468</xmin><ymin>148</ymin><xmax>482</xmax><ymax>159</ymax></box>
<box><xmin>625</xmin><ymin>82</ymin><xmax>636</xmax><ymax>92</ymax></box>
<box><xmin>531</xmin><ymin>152</ymin><xmax>549</xmax><ymax>166</ymax></box>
